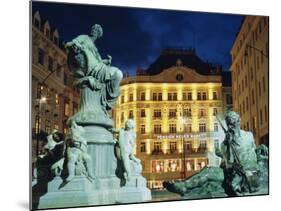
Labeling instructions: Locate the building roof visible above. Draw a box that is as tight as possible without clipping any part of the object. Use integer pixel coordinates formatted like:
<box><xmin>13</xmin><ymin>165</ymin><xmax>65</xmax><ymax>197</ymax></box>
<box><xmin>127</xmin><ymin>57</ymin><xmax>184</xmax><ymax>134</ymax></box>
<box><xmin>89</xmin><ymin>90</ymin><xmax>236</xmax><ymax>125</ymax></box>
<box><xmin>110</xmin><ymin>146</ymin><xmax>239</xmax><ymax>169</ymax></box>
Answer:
<box><xmin>144</xmin><ymin>48</ymin><xmax>222</xmax><ymax>76</ymax></box>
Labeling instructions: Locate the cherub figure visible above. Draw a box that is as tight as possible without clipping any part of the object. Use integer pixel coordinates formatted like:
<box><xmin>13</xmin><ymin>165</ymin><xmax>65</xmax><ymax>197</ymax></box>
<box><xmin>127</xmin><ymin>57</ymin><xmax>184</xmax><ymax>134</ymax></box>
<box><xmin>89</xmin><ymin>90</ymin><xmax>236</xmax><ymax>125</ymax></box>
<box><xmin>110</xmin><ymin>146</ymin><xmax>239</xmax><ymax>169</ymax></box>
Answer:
<box><xmin>111</xmin><ymin>119</ymin><xmax>141</xmax><ymax>182</ymax></box>
<box><xmin>65</xmin><ymin>119</ymin><xmax>95</xmax><ymax>182</ymax></box>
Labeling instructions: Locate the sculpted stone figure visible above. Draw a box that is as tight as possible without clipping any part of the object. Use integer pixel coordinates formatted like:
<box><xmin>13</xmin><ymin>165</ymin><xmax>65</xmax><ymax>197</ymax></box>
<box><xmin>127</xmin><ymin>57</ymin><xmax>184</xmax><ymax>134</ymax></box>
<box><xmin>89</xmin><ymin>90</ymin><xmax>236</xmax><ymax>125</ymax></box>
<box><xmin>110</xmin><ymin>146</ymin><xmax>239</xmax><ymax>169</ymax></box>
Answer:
<box><xmin>112</xmin><ymin>119</ymin><xmax>142</xmax><ymax>182</ymax></box>
<box><xmin>66</xmin><ymin>24</ymin><xmax>123</xmax><ymax>126</ymax></box>
<box><xmin>164</xmin><ymin>111</ymin><xmax>268</xmax><ymax>198</ymax></box>
<box><xmin>65</xmin><ymin>119</ymin><xmax>95</xmax><ymax>182</ymax></box>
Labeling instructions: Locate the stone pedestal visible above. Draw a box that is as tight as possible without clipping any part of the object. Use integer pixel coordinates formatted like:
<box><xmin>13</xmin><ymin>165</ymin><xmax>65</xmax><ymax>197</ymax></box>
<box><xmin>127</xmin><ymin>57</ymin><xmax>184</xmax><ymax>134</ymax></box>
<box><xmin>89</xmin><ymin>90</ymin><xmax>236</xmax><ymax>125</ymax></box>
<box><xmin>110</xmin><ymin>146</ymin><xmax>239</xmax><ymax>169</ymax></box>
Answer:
<box><xmin>37</xmin><ymin>125</ymin><xmax>151</xmax><ymax>209</ymax></box>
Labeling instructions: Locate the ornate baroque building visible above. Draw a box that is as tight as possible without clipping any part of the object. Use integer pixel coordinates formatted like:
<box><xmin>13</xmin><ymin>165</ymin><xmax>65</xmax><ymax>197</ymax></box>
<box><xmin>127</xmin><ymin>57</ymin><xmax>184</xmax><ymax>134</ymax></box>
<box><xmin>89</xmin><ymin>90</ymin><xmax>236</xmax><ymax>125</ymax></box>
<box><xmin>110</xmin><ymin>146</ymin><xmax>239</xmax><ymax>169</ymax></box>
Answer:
<box><xmin>31</xmin><ymin>11</ymin><xmax>80</xmax><ymax>163</ymax></box>
<box><xmin>113</xmin><ymin>49</ymin><xmax>232</xmax><ymax>189</ymax></box>
<box><xmin>230</xmin><ymin>16</ymin><xmax>269</xmax><ymax>146</ymax></box>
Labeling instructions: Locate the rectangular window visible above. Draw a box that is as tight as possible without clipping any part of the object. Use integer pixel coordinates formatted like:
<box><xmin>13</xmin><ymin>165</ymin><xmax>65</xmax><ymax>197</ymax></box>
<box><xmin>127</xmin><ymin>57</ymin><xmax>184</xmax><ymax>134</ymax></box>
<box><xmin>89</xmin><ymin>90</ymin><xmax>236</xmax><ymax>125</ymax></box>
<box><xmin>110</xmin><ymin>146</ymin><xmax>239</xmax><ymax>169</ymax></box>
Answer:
<box><xmin>173</xmin><ymin>93</ymin><xmax>177</xmax><ymax>101</ymax></box>
<box><xmin>198</xmin><ymin>108</ymin><xmax>205</xmax><ymax>117</ymax></box>
<box><xmin>246</xmin><ymin>96</ymin><xmax>249</xmax><ymax>110</ymax></box>
<box><xmin>140</xmin><ymin>142</ymin><xmax>146</xmax><ymax>153</ymax></box>
<box><xmin>153</xmin><ymin>142</ymin><xmax>162</xmax><ymax>153</ymax></box>
<box><xmin>55</xmin><ymin>93</ymin><xmax>59</xmax><ymax>109</ymax></box>
<box><xmin>202</xmin><ymin>92</ymin><xmax>207</xmax><ymax>100</ymax></box>
<box><xmin>168</xmin><ymin>93</ymin><xmax>172</xmax><ymax>101</ymax></box>
<box><xmin>257</xmin><ymin>56</ymin><xmax>260</xmax><ymax>70</ymax></box>
<box><xmin>245</xmin><ymin>75</ymin><xmax>248</xmax><ymax>88</ymax></box>
<box><xmin>121</xmin><ymin>95</ymin><xmax>124</xmax><ymax>103</ymax></box>
<box><xmin>129</xmin><ymin>93</ymin><xmax>133</xmax><ymax>102</ymax></box>
<box><xmin>187</xmin><ymin>92</ymin><xmax>192</xmax><ymax>100</ymax></box>
<box><xmin>182</xmin><ymin>92</ymin><xmax>187</xmax><ymax>101</ymax></box>
<box><xmin>129</xmin><ymin>110</ymin><xmax>134</xmax><ymax>119</ymax></box>
<box><xmin>184</xmin><ymin>123</ymin><xmax>192</xmax><ymax>133</ymax></box>
<box><xmin>153</xmin><ymin>93</ymin><xmax>157</xmax><ymax>101</ymax></box>
<box><xmin>169</xmin><ymin>124</ymin><xmax>177</xmax><ymax>133</ymax></box>
<box><xmin>197</xmin><ymin>92</ymin><xmax>202</xmax><ymax>100</ymax></box>
<box><xmin>214</xmin><ymin>122</ymin><xmax>219</xmax><ymax>132</ymax></box>
<box><xmin>158</xmin><ymin>93</ymin><xmax>162</xmax><ymax>101</ymax></box>
<box><xmin>199</xmin><ymin>123</ymin><xmax>206</xmax><ymax>132</ymax></box>
<box><xmin>38</xmin><ymin>48</ymin><xmax>45</xmax><ymax>65</ymax></box>
<box><xmin>183</xmin><ymin>108</ymin><xmax>192</xmax><ymax>117</ymax></box>
<box><xmin>45</xmin><ymin>119</ymin><xmax>51</xmax><ymax>134</ymax></box>
<box><xmin>169</xmin><ymin>142</ymin><xmax>177</xmax><ymax>154</ymax></box>
<box><xmin>140</xmin><ymin>92</ymin><xmax>145</xmax><ymax>101</ymax></box>
<box><xmin>48</xmin><ymin>56</ymin><xmax>53</xmax><ymax>71</ymax></box>
<box><xmin>34</xmin><ymin>18</ymin><xmax>40</xmax><ymax>28</ymax></box>
<box><xmin>213</xmin><ymin>108</ymin><xmax>218</xmax><ymax>116</ymax></box>
<box><xmin>140</xmin><ymin>125</ymin><xmax>145</xmax><ymax>134</ymax></box>
<box><xmin>250</xmin><ymin>67</ymin><xmax>254</xmax><ymax>80</ymax></box>
<box><xmin>154</xmin><ymin>125</ymin><xmax>162</xmax><ymax>134</ymax></box>
<box><xmin>213</xmin><ymin>92</ymin><xmax>217</xmax><ymax>100</ymax></box>
<box><xmin>169</xmin><ymin>109</ymin><xmax>177</xmax><ymax>118</ymax></box>
<box><xmin>199</xmin><ymin>140</ymin><xmax>207</xmax><ymax>150</ymax></box>
<box><xmin>64</xmin><ymin>102</ymin><xmax>70</xmax><ymax>116</ymax></box>
<box><xmin>140</xmin><ymin>109</ymin><xmax>146</xmax><ymax>117</ymax></box>
<box><xmin>154</xmin><ymin>109</ymin><xmax>162</xmax><ymax>118</ymax></box>
<box><xmin>64</xmin><ymin>72</ymin><xmax>68</xmax><ymax>85</ymax></box>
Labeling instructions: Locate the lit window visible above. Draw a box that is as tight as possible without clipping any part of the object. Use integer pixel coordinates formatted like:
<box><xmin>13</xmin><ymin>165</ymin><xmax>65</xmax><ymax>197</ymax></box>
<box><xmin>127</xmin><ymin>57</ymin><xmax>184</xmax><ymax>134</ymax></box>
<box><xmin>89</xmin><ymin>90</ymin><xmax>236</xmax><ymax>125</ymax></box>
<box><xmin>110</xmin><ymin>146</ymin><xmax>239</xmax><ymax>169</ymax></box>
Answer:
<box><xmin>154</xmin><ymin>109</ymin><xmax>161</xmax><ymax>118</ymax></box>
<box><xmin>140</xmin><ymin>92</ymin><xmax>145</xmax><ymax>101</ymax></box>
<box><xmin>140</xmin><ymin>125</ymin><xmax>145</xmax><ymax>134</ymax></box>
<box><xmin>169</xmin><ymin>124</ymin><xmax>177</xmax><ymax>133</ymax></box>
<box><xmin>199</xmin><ymin>123</ymin><xmax>206</xmax><ymax>132</ymax></box>
<box><xmin>140</xmin><ymin>109</ymin><xmax>146</xmax><ymax>117</ymax></box>
<box><xmin>129</xmin><ymin>110</ymin><xmax>134</xmax><ymax>119</ymax></box>
<box><xmin>169</xmin><ymin>109</ymin><xmax>177</xmax><ymax>118</ymax></box>
<box><xmin>154</xmin><ymin>125</ymin><xmax>162</xmax><ymax>134</ymax></box>
<box><xmin>45</xmin><ymin>119</ymin><xmax>51</xmax><ymax>134</ymax></box>
<box><xmin>187</xmin><ymin>92</ymin><xmax>192</xmax><ymax>100</ymax></box>
<box><xmin>140</xmin><ymin>142</ymin><xmax>146</xmax><ymax>153</ymax></box>
<box><xmin>64</xmin><ymin>102</ymin><xmax>70</xmax><ymax>116</ymax></box>
<box><xmin>129</xmin><ymin>93</ymin><xmax>133</xmax><ymax>102</ymax></box>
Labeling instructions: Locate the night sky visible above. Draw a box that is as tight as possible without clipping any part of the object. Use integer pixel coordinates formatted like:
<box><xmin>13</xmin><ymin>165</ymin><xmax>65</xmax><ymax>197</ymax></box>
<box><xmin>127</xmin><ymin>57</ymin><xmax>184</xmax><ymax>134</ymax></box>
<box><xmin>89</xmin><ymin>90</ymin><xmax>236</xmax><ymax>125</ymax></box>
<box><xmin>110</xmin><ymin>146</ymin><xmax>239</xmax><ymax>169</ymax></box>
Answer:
<box><xmin>32</xmin><ymin>1</ymin><xmax>244</xmax><ymax>75</ymax></box>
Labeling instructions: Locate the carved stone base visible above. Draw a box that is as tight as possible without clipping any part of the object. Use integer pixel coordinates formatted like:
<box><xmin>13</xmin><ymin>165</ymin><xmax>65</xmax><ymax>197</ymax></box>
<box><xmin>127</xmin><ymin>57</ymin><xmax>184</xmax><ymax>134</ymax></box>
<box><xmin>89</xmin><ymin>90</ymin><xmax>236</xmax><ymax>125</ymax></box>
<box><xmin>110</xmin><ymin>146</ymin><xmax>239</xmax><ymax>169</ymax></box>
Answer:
<box><xmin>37</xmin><ymin>175</ymin><xmax>151</xmax><ymax>209</ymax></box>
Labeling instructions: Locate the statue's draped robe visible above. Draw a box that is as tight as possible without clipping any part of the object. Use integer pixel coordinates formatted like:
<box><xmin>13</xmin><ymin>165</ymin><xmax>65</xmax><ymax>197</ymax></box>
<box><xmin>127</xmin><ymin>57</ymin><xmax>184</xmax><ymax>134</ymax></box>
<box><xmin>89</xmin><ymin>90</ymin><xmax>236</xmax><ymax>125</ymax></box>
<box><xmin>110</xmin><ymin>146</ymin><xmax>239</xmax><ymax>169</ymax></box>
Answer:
<box><xmin>67</xmin><ymin>35</ymin><xmax>122</xmax><ymax>125</ymax></box>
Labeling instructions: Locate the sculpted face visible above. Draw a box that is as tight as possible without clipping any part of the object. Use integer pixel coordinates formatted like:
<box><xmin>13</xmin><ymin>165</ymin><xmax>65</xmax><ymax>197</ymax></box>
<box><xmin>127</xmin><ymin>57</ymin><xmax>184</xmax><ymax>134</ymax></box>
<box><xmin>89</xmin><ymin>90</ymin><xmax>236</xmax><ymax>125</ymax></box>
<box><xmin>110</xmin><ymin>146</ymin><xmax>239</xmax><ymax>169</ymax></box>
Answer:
<box><xmin>225</xmin><ymin>111</ymin><xmax>240</xmax><ymax>133</ymax></box>
<box><xmin>90</xmin><ymin>24</ymin><xmax>103</xmax><ymax>39</ymax></box>
<box><xmin>125</xmin><ymin>119</ymin><xmax>135</xmax><ymax>130</ymax></box>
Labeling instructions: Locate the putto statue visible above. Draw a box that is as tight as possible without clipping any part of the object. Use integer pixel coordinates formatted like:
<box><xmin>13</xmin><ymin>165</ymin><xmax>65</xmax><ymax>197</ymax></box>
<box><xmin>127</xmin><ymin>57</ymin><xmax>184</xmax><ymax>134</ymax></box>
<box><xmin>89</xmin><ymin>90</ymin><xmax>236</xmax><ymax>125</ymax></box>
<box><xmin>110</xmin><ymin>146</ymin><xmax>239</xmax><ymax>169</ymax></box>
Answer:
<box><xmin>112</xmin><ymin>119</ymin><xmax>142</xmax><ymax>183</ymax></box>
<box><xmin>164</xmin><ymin>111</ymin><xmax>268</xmax><ymax>198</ymax></box>
<box><xmin>65</xmin><ymin>119</ymin><xmax>95</xmax><ymax>182</ymax></box>
<box><xmin>66</xmin><ymin>24</ymin><xmax>123</xmax><ymax>127</ymax></box>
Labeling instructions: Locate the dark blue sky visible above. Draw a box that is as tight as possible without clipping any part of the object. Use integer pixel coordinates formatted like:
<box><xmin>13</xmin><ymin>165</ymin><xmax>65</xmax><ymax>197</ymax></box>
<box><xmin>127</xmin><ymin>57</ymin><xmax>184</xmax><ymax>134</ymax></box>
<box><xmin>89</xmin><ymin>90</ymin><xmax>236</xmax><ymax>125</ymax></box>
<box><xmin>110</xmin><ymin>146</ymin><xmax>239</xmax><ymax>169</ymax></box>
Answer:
<box><xmin>32</xmin><ymin>1</ymin><xmax>244</xmax><ymax>75</ymax></box>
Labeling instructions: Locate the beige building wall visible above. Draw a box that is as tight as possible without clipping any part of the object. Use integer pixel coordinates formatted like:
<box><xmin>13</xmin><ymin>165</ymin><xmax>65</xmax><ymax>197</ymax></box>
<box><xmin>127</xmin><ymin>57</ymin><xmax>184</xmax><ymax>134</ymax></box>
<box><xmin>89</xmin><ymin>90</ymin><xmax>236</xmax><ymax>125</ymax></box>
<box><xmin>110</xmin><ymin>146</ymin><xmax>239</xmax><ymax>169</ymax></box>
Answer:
<box><xmin>230</xmin><ymin>16</ymin><xmax>269</xmax><ymax>145</ymax></box>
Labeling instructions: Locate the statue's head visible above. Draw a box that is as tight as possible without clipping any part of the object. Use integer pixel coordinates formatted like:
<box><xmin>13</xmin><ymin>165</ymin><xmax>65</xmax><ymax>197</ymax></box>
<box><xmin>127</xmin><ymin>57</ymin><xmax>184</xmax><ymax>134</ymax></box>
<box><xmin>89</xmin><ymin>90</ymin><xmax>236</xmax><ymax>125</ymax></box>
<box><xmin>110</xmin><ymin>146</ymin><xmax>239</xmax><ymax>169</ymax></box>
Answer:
<box><xmin>90</xmin><ymin>24</ymin><xmax>103</xmax><ymax>39</ymax></box>
<box><xmin>125</xmin><ymin>119</ymin><xmax>135</xmax><ymax>130</ymax></box>
<box><xmin>225</xmin><ymin>111</ymin><xmax>240</xmax><ymax>132</ymax></box>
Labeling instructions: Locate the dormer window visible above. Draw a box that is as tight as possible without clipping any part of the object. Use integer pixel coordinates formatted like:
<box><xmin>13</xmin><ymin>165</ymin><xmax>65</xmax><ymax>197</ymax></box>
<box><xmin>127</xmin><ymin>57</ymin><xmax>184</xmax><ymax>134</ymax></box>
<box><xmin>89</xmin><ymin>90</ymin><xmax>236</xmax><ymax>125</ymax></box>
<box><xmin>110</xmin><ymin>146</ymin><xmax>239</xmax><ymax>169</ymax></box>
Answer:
<box><xmin>53</xmin><ymin>36</ymin><xmax>58</xmax><ymax>45</ymax></box>
<box><xmin>34</xmin><ymin>18</ymin><xmax>40</xmax><ymax>29</ymax></box>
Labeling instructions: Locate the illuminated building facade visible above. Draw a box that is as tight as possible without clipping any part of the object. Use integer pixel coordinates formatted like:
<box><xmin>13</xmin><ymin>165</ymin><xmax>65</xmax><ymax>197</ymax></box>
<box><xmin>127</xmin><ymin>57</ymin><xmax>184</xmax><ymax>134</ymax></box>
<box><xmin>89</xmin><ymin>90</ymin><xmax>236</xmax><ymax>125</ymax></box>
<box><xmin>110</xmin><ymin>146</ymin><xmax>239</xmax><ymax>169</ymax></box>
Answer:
<box><xmin>114</xmin><ymin>49</ymin><xmax>231</xmax><ymax>189</ymax></box>
<box><xmin>230</xmin><ymin>16</ymin><xmax>269</xmax><ymax>145</ymax></box>
<box><xmin>31</xmin><ymin>11</ymin><xmax>80</xmax><ymax>163</ymax></box>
